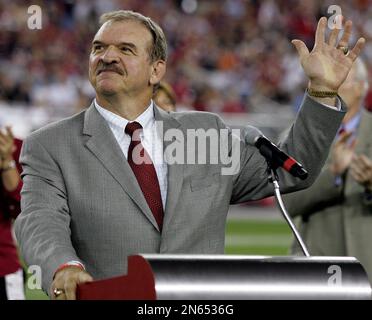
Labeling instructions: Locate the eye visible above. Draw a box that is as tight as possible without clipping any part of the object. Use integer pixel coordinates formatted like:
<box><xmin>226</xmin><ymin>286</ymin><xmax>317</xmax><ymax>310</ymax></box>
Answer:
<box><xmin>120</xmin><ymin>47</ymin><xmax>133</xmax><ymax>53</ymax></box>
<box><xmin>92</xmin><ymin>44</ymin><xmax>103</xmax><ymax>52</ymax></box>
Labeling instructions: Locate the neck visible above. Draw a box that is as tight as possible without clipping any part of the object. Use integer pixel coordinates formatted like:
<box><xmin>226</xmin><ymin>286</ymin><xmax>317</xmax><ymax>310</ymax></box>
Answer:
<box><xmin>96</xmin><ymin>93</ymin><xmax>152</xmax><ymax>120</ymax></box>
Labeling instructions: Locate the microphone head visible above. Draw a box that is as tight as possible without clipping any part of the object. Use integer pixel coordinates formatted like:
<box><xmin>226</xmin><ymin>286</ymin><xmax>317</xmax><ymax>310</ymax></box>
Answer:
<box><xmin>244</xmin><ymin>125</ymin><xmax>264</xmax><ymax>146</ymax></box>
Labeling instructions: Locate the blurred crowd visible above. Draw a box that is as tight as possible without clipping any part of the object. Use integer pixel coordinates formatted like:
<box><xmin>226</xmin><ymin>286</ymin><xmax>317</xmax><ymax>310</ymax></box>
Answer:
<box><xmin>0</xmin><ymin>0</ymin><xmax>371</xmax><ymax>118</ymax></box>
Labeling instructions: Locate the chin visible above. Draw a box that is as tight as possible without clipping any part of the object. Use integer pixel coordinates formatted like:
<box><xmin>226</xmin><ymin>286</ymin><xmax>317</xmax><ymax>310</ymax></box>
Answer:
<box><xmin>96</xmin><ymin>82</ymin><xmax>120</xmax><ymax>96</ymax></box>
<box><xmin>98</xmin><ymin>88</ymin><xmax>119</xmax><ymax>96</ymax></box>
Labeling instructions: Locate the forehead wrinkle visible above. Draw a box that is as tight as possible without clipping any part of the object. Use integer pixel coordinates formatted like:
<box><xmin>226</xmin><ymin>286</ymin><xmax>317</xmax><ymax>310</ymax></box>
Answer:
<box><xmin>94</xmin><ymin>20</ymin><xmax>152</xmax><ymax>53</ymax></box>
<box><xmin>92</xmin><ymin>40</ymin><xmax>137</xmax><ymax>51</ymax></box>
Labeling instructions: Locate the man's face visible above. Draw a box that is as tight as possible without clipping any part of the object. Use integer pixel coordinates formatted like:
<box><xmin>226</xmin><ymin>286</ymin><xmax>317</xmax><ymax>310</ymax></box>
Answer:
<box><xmin>89</xmin><ymin>20</ymin><xmax>158</xmax><ymax>98</ymax></box>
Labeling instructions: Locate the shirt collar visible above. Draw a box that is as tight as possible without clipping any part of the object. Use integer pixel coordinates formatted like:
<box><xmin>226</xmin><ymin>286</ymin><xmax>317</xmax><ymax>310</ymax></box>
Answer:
<box><xmin>94</xmin><ymin>99</ymin><xmax>155</xmax><ymax>131</ymax></box>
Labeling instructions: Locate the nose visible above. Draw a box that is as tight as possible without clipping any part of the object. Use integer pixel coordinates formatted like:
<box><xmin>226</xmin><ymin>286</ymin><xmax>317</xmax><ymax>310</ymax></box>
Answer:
<box><xmin>101</xmin><ymin>45</ymin><xmax>119</xmax><ymax>64</ymax></box>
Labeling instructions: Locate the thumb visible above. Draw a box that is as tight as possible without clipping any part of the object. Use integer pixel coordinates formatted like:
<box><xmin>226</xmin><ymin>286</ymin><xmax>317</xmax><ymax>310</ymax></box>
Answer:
<box><xmin>77</xmin><ymin>271</ymin><xmax>94</xmax><ymax>284</ymax></box>
<box><xmin>291</xmin><ymin>39</ymin><xmax>309</xmax><ymax>61</ymax></box>
<box><xmin>5</xmin><ymin>126</ymin><xmax>14</xmax><ymax>139</ymax></box>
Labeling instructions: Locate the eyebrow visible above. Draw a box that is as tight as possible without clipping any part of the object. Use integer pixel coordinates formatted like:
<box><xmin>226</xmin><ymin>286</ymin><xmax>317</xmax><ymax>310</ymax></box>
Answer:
<box><xmin>92</xmin><ymin>40</ymin><xmax>137</xmax><ymax>51</ymax></box>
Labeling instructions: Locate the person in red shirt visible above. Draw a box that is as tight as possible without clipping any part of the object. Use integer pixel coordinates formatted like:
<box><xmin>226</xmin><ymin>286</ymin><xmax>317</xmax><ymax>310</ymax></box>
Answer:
<box><xmin>0</xmin><ymin>126</ymin><xmax>24</xmax><ymax>300</ymax></box>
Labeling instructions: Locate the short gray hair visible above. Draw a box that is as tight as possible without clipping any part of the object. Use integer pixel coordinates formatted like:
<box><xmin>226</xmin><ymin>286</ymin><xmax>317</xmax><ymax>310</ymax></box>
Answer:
<box><xmin>99</xmin><ymin>10</ymin><xmax>167</xmax><ymax>63</ymax></box>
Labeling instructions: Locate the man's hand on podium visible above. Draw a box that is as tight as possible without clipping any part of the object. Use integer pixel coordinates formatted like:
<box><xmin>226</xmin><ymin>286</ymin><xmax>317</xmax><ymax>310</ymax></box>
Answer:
<box><xmin>51</xmin><ymin>266</ymin><xmax>93</xmax><ymax>300</ymax></box>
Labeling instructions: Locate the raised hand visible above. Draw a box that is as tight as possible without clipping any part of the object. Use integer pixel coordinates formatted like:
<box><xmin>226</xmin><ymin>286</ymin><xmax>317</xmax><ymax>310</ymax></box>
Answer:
<box><xmin>0</xmin><ymin>126</ymin><xmax>16</xmax><ymax>162</ymax></box>
<box><xmin>350</xmin><ymin>154</ymin><xmax>372</xmax><ymax>191</ymax></box>
<box><xmin>292</xmin><ymin>17</ymin><xmax>365</xmax><ymax>92</ymax></box>
<box><xmin>330</xmin><ymin>131</ymin><xmax>356</xmax><ymax>175</ymax></box>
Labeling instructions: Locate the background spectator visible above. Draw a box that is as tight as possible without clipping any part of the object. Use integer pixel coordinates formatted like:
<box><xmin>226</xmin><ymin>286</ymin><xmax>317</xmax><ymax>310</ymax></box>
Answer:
<box><xmin>0</xmin><ymin>127</ymin><xmax>24</xmax><ymax>300</ymax></box>
<box><xmin>0</xmin><ymin>0</ymin><xmax>370</xmax><ymax>122</ymax></box>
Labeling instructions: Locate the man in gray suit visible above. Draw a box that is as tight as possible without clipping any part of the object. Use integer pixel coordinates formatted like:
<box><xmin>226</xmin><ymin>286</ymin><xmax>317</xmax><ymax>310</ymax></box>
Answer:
<box><xmin>283</xmin><ymin>58</ymin><xmax>372</xmax><ymax>282</ymax></box>
<box><xmin>14</xmin><ymin>10</ymin><xmax>365</xmax><ymax>299</ymax></box>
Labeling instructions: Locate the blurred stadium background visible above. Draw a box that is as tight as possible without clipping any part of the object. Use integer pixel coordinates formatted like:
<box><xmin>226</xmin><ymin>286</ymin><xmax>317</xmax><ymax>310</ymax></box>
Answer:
<box><xmin>0</xmin><ymin>0</ymin><xmax>371</xmax><ymax>299</ymax></box>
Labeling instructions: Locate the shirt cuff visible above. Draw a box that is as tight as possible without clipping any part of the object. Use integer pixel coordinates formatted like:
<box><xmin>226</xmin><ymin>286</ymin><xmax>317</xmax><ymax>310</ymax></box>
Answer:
<box><xmin>307</xmin><ymin>93</ymin><xmax>341</xmax><ymax>111</ymax></box>
<box><xmin>324</xmin><ymin>97</ymin><xmax>341</xmax><ymax>110</ymax></box>
<box><xmin>65</xmin><ymin>260</ymin><xmax>85</xmax><ymax>270</ymax></box>
<box><xmin>53</xmin><ymin>260</ymin><xmax>86</xmax><ymax>279</ymax></box>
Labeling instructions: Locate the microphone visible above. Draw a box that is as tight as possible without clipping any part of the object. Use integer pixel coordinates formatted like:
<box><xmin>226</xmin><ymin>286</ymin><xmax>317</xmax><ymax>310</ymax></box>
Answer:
<box><xmin>244</xmin><ymin>126</ymin><xmax>308</xmax><ymax>180</ymax></box>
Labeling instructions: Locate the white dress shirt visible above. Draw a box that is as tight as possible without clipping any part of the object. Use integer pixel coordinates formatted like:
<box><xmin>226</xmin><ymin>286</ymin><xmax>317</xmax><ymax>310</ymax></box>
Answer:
<box><xmin>94</xmin><ymin>100</ymin><xmax>168</xmax><ymax>209</ymax></box>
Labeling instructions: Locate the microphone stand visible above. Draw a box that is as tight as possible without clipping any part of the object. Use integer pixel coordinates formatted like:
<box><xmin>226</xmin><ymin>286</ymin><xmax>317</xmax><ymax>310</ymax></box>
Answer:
<box><xmin>267</xmin><ymin>163</ymin><xmax>310</xmax><ymax>257</ymax></box>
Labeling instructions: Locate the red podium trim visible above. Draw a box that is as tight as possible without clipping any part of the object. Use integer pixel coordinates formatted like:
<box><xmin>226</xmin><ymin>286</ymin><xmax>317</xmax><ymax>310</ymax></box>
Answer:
<box><xmin>77</xmin><ymin>255</ymin><xmax>156</xmax><ymax>300</ymax></box>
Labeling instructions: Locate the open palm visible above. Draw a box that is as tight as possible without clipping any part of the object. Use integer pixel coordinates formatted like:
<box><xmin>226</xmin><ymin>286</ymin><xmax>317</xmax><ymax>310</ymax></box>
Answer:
<box><xmin>292</xmin><ymin>17</ymin><xmax>365</xmax><ymax>92</ymax></box>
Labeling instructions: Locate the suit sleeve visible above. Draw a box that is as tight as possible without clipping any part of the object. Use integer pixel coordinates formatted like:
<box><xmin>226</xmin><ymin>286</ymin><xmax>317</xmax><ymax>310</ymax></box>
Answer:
<box><xmin>14</xmin><ymin>135</ymin><xmax>84</xmax><ymax>294</ymax></box>
<box><xmin>230</xmin><ymin>93</ymin><xmax>346</xmax><ymax>203</ymax></box>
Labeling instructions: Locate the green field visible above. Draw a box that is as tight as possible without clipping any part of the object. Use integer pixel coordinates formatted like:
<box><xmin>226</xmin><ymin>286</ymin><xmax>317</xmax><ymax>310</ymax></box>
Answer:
<box><xmin>25</xmin><ymin>218</ymin><xmax>293</xmax><ymax>300</ymax></box>
<box><xmin>225</xmin><ymin>219</ymin><xmax>293</xmax><ymax>255</ymax></box>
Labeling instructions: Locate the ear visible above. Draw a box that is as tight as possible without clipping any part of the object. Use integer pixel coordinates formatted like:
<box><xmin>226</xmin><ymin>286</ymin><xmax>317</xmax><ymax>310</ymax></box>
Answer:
<box><xmin>149</xmin><ymin>60</ymin><xmax>166</xmax><ymax>86</ymax></box>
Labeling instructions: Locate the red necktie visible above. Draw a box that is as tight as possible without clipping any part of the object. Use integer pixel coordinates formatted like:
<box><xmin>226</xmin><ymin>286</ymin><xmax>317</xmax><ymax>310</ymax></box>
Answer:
<box><xmin>125</xmin><ymin>122</ymin><xmax>164</xmax><ymax>231</ymax></box>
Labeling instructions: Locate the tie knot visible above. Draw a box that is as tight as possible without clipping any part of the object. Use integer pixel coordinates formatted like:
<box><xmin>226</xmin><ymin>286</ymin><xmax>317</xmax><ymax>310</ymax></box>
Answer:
<box><xmin>125</xmin><ymin>121</ymin><xmax>142</xmax><ymax>137</ymax></box>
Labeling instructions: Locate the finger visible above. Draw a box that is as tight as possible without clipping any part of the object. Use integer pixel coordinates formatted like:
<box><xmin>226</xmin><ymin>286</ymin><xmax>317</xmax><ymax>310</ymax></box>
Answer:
<box><xmin>350</xmin><ymin>166</ymin><xmax>364</xmax><ymax>181</ymax></box>
<box><xmin>65</xmin><ymin>272</ymin><xmax>93</xmax><ymax>300</ymax></box>
<box><xmin>359</xmin><ymin>154</ymin><xmax>372</xmax><ymax>167</ymax></box>
<box><xmin>50</xmin><ymin>284</ymin><xmax>66</xmax><ymax>300</ymax></box>
<box><xmin>50</xmin><ymin>288</ymin><xmax>57</xmax><ymax>300</ymax></box>
<box><xmin>351</xmin><ymin>162</ymin><xmax>365</xmax><ymax>177</ymax></box>
<box><xmin>0</xmin><ymin>136</ymin><xmax>8</xmax><ymax>147</ymax></box>
<box><xmin>347</xmin><ymin>37</ymin><xmax>366</xmax><ymax>62</ymax></box>
<box><xmin>328</xmin><ymin>27</ymin><xmax>340</xmax><ymax>47</ymax></box>
<box><xmin>337</xmin><ymin>20</ymin><xmax>353</xmax><ymax>48</ymax></box>
<box><xmin>351</xmin><ymin>156</ymin><xmax>363</xmax><ymax>170</ymax></box>
<box><xmin>350</xmin><ymin>169</ymin><xmax>364</xmax><ymax>182</ymax></box>
<box><xmin>55</xmin><ymin>293</ymin><xmax>66</xmax><ymax>300</ymax></box>
<box><xmin>74</xmin><ymin>275</ymin><xmax>93</xmax><ymax>300</ymax></box>
<box><xmin>5</xmin><ymin>126</ymin><xmax>14</xmax><ymax>140</ymax></box>
<box><xmin>314</xmin><ymin>17</ymin><xmax>327</xmax><ymax>48</ymax></box>
<box><xmin>291</xmin><ymin>40</ymin><xmax>309</xmax><ymax>61</ymax></box>
<box><xmin>64</xmin><ymin>279</ymin><xmax>78</xmax><ymax>300</ymax></box>
<box><xmin>78</xmin><ymin>272</ymin><xmax>94</xmax><ymax>283</ymax></box>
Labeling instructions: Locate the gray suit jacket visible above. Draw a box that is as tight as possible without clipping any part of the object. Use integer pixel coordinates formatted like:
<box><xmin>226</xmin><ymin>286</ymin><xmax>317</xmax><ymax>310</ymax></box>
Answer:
<box><xmin>14</xmin><ymin>94</ymin><xmax>345</xmax><ymax>292</ymax></box>
<box><xmin>283</xmin><ymin>109</ymin><xmax>372</xmax><ymax>282</ymax></box>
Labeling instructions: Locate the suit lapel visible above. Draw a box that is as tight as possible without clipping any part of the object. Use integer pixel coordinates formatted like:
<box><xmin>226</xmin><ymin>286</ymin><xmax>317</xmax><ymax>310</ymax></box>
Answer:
<box><xmin>83</xmin><ymin>104</ymin><xmax>159</xmax><ymax>231</ymax></box>
<box><xmin>153</xmin><ymin>106</ymin><xmax>184</xmax><ymax>230</ymax></box>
